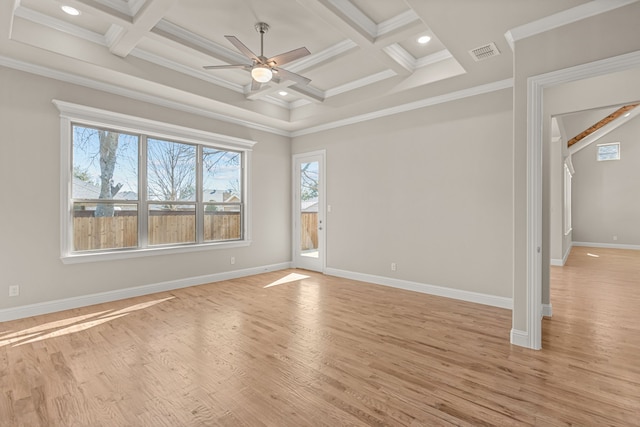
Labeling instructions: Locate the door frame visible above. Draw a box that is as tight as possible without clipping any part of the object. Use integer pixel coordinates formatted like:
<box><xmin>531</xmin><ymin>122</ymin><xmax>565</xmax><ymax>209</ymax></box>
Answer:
<box><xmin>292</xmin><ymin>150</ymin><xmax>326</xmax><ymax>272</ymax></box>
<box><xmin>524</xmin><ymin>50</ymin><xmax>640</xmax><ymax>349</ymax></box>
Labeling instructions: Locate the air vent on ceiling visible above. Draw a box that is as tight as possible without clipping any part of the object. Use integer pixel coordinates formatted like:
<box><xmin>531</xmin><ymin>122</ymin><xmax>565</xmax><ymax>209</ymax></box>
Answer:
<box><xmin>469</xmin><ymin>42</ymin><xmax>501</xmax><ymax>62</ymax></box>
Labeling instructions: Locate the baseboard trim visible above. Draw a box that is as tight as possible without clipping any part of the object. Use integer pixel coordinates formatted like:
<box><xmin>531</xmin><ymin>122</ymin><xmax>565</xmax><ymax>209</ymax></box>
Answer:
<box><xmin>551</xmin><ymin>242</ymin><xmax>573</xmax><ymax>266</ymax></box>
<box><xmin>573</xmin><ymin>242</ymin><xmax>640</xmax><ymax>250</ymax></box>
<box><xmin>510</xmin><ymin>328</ymin><xmax>530</xmax><ymax>347</ymax></box>
<box><xmin>324</xmin><ymin>268</ymin><xmax>512</xmax><ymax>309</ymax></box>
<box><xmin>542</xmin><ymin>303</ymin><xmax>553</xmax><ymax>317</ymax></box>
<box><xmin>0</xmin><ymin>262</ymin><xmax>292</xmax><ymax>322</ymax></box>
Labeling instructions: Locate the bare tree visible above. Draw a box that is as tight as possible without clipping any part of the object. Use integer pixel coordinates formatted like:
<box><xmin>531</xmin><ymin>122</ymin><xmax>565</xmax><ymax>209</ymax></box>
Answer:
<box><xmin>300</xmin><ymin>162</ymin><xmax>318</xmax><ymax>201</ymax></box>
<box><xmin>147</xmin><ymin>140</ymin><xmax>196</xmax><ymax>206</ymax></box>
<box><xmin>95</xmin><ymin>131</ymin><xmax>122</xmax><ymax>217</ymax></box>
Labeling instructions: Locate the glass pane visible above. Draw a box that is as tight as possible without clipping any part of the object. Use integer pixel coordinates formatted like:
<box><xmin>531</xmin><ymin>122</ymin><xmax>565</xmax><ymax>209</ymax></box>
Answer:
<box><xmin>73</xmin><ymin>203</ymin><xmax>138</xmax><ymax>251</ymax></box>
<box><xmin>204</xmin><ymin>204</ymin><xmax>242</xmax><ymax>242</ymax></box>
<box><xmin>72</xmin><ymin>125</ymin><xmax>139</xmax><ymax>200</ymax></box>
<box><xmin>300</xmin><ymin>161</ymin><xmax>319</xmax><ymax>258</ymax></box>
<box><xmin>597</xmin><ymin>144</ymin><xmax>619</xmax><ymax>161</ymax></box>
<box><xmin>147</xmin><ymin>139</ymin><xmax>196</xmax><ymax>201</ymax></box>
<box><xmin>202</xmin><ymin>148</ymin><xmax>242</xmax><ymax>203</ymax></box>
<box><xmin>148</xmin><ymin>204</ymin><xmax>195</xmax><ymax>245</ymax></box>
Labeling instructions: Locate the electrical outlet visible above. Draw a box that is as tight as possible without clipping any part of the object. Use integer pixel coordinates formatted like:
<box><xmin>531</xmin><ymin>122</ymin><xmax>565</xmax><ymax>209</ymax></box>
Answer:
<box><xmin>230</xmin><ymin>256</ymin><xmax>236</xmax><ymax>265</ymax></box>
<box><xmin>391</xmin><ymin>262</ymin><xmax>397</xmax><ymax>271</ymax></box>
<box><xmin>9</xmin><ymin>285</ymin><xmax>19</xmax><ymax>297</ymax></box>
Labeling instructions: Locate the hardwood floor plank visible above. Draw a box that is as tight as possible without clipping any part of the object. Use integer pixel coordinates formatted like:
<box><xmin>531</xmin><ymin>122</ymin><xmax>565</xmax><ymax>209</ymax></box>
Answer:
<box><xmin>1</xmin><ymin>248</ymin><xmax>640</xmax><ymax>426</ymax></box>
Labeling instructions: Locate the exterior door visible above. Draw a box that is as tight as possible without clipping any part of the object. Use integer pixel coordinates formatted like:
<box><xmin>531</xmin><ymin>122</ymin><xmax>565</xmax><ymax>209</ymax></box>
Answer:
<box><xmin>293</xmin><ymin>151</ymin><xmax>325</xmax><ymax>272</ymax></box>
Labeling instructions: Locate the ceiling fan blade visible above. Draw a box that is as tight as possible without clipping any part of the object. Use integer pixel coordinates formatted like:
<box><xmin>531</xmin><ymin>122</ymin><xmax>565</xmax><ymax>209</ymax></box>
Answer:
<box><xmin>273</xmin><ymin>68</ymin><xmax>311</xmax><ymax>86</ymax></box>
<box><xmin>267</xmin><ymin>47</ymin><xmax>310</xmax><ymax>67</ymax></box>
<box><xmin>250</xmin><ymin>79</ymin><xmax>262</xmax><ymax>92</ymax></box>
<box><xmin>203</xmin><ymin>64</ymin><xmax>251</xmax><ymax>70</ymax></box>
<box><xmin>225</xmin><ymin>35</ymin><xmax>260</xmax><ymax>62</ymax></box>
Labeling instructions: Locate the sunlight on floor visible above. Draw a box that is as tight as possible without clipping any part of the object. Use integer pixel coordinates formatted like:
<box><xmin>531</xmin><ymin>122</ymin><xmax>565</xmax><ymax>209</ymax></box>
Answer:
<box><xmin>587</xmin><ymin>253</ymin><xmax>600</xmax><ymax>258</ymax></box>
<box><xmin>0</xmin><ymin>296</ymin><xmax>174</xmax><ymax>348</ymax></box>
<box><xmin>264</xmin><ymin>272</ymin><xmax>310</xmax><ymax>288</ymax></box>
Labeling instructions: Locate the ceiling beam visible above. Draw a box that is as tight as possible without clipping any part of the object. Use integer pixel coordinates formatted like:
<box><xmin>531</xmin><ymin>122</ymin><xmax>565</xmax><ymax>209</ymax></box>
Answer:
<box><xmin>568</xmin><ymin>103</ymin><xmax>639</xmax><ymax>147</ymax></box>
<box><xmin>295</xmin><ymin>0</ymin><xmax>413</xmax><ymax>76</ymax></box>
<box><xmin>107</xmin><ymin>0</ymin><xmax>176</xmax><ymax>57</ymax></box>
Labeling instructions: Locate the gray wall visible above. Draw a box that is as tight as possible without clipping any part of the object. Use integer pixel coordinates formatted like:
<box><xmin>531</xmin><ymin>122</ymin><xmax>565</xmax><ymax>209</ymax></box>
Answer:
<box><xmin>572</xmin><ymin>116</ymin><xmax>640</xmax><ymax>245</ymax></box>
<box><xmin>0</xmin><ymin>67</ymin><xmax>292</xmax><ymax>310</ymax></box>
<box><xmin>293</xmin><ymin>89</ymin><xmax>514</xmax><ymax>298</ymax></box>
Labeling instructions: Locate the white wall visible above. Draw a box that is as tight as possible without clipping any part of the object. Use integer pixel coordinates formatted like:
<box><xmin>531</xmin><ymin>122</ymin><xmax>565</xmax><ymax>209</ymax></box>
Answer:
<box><xmin>293</xmin><ymin>89</ymin><xmax>514</xmax><ymax>299</ymax></box>
<box><xmin>0</xmin><ymin>67</ymin><xmax>291</xmax><ymax>312</ymax></box>
<box><xmin>572</xmin><ymin>116</ymin><xmax>640</xmax><ymax>246</ymax></box>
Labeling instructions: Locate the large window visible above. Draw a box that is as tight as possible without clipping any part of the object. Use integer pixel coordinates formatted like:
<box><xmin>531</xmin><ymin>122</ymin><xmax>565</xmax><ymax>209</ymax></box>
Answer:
<box><xmin>56</xmin><ymin>101</ymin><xmax>255</xmax><ymax>262</ymax></box>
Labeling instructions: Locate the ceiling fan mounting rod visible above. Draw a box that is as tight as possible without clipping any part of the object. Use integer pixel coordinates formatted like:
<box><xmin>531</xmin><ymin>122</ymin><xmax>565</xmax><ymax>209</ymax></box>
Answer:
<box><xmin>254</xmin><ymin>22</ymin><xmax>269</xmax><ymax>58</ymax></box>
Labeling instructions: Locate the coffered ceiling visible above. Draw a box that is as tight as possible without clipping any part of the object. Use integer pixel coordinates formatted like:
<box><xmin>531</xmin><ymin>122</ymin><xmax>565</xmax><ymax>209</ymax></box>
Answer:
<box><xmin>3</xmin><ymin>0</ymin><xmax>628</xmax><ymax>136</ymax></box>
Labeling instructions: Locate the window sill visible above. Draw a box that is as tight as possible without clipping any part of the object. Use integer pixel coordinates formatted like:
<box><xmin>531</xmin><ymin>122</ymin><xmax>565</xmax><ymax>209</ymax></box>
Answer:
<box><xmin>61</xmin><ymin>240</ymin><xmax>252</xmax><ymax>264</ymax></box>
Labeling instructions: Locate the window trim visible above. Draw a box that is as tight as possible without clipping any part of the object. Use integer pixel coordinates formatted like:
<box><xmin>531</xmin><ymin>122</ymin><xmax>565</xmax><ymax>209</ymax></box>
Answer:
<box><xmin>596</xmin><ymin>142</ymin><xmax>620</xmax><ymax>161</ymax></box>
<box><xmin>54</xmin><ymin>100</ymin><xmax>256</xmax><ymax>264</ymax></box>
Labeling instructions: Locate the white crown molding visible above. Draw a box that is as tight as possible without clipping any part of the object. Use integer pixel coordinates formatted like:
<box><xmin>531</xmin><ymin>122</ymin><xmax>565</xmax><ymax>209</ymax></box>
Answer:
<box><xmin>153</xmin><ymin>19</ymin><xmax>251</xmax><ymax>65</ymax></box>
<box><xmin>415</xmin><ymin>49</ymin><xmax>453</xmax><ymax>69</ymax></box>
<box><xmin>383</xmin><ymin>43</ymin><xmax>415</xmax><ymax>71</ymax></box>
<box><xmin>127</xmin><ymin>0</ymin><xmax>147</xmax><ymax>16</ymax></box>
<box><xmin>285</xmin><ymin>39</ymin><xmax>358</xmax><ymax>73</ymax></box>
<box><xmin>326</xmin><ymin>0</ymin><xmax>377</xmax><ymax>38</ymax></box>
<box><xmin>0</xmin><ymin>262</ymin><xmax>292</xmax><ymax>322</ymax></box>
<box><xmin>377</xmin><ymin>9</ymin><xmax>420</xmax><ymax>37</ymax></box>
<box><xmin>325</xmin><ymin>69</ymin><xmax>397</xmax><ymax>98</ymax></box>
<box><xmin>504</xmin><ymin>0</ymin><xmax>639</xmax><ymax>50</ymax></box>
<box><xmin>14</xmin><ymin>5</ymin><xmax>107</xmax><ymax>46</ymax></box>
<box><xmin>130</xmin><ymin>47</ymin><xmax>245</xmax><ymax>93</ymax></box>
<box><xmin>293</xmin><ymin>78</ymin><xmax>513</xmax><ymax>137</ymax></box>
<box><xmin>325</xmin><ymin>268</ymin><xmax>512</xmax><ymax>309</ymax></box>
<box><xmin>384</xmin><ymin>44</ymin><xmax>454</xmax><ymax>72</ymax></box>
<box><xmin>0</xmin><ymin>55</ymin><xmax>290</xmax><ymax>137</ymax></box>
<box><xmin>95</xmin><ymin>0</ymin><xmax>135</xmax><ymax>17</ymax></box>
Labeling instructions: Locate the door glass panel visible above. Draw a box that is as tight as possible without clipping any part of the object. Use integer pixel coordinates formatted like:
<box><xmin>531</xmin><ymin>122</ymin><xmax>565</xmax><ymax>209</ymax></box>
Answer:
<box><xmin>300</xmin><ymin>161</ymin><xmax>319</xmax><ymax>258</ymax></box>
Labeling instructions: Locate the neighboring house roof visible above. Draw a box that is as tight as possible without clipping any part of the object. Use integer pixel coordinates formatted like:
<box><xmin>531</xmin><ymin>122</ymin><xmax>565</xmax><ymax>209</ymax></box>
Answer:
<box><xmin>301</xmin><ymin>198</ymin><xmax>318</xmax><ymax>212</ymax></box>
<box><xmin>72</xmin><ymin>177</ymin><xmax>137</xmax><ymax>200</ymax></box>
<box><xmin>204</xmin><ymin>189</ymin><xmax>240</xmax><ymax>203</ymax></box>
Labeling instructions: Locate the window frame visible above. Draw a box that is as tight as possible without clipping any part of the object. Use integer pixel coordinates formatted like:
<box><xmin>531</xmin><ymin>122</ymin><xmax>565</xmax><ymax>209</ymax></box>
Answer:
<box><xmin>596</xmin><ymin>142</ymin><xmax>620</xmax><ymax>161</ymax></box>
<box><xmin>55</xmin><ymin>100</ymin><xmax>256</xmax><ymax>264</ymax></box>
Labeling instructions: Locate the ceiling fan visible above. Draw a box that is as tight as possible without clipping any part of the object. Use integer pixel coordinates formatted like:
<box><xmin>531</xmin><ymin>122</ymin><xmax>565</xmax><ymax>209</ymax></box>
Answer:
<box><xmin>204</xmin><ymin>22</ymin><xmax>311</xmax><ymax>91</ymax></box>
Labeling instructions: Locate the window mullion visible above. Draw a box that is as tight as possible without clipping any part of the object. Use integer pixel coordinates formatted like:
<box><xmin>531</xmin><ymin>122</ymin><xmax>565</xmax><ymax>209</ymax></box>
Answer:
<box><xmin>139</xmin><ymin>135</ymin><xmax>149</xmax><ymax>248</ymax></box>
<box><xmin>196</xmin><ymin>144</ymin><xmax>203</xmax><ymax>243</ymax></box>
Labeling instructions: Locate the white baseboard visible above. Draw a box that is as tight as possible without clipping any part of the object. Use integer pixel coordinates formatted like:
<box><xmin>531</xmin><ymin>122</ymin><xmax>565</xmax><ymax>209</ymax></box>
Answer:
<box><xmin>542</xmin><ymin>303</ymin><xmax>553</xmax><ymax>317</ymax></box>
<box><xmin>573</xmin><ymin>242</ymin><xmax>640</xmax><ymax>250</ymax></box>
<box><xmin>551</xmin><ymin>242</ymin><xmax>573</xmax><ymax>266</ymax></box>
<box><xmin>324</xmin><ymin>268</ymin><xmax>512</xmax><ymax>309</ymax></box>
<box><xmin>510</xmin><ymin>328</ymin><xmax>530</xmax><ymax>347</ymax></box>
<box><xmin>0</xmin><ymin>262</ymin><xmax>292</xmax><ymax>322</ymax></box>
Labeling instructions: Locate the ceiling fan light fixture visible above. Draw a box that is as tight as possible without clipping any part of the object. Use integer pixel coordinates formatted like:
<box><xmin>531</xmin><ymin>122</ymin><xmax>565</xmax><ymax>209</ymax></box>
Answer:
<box><xmin>251</xmin><ymin>66</ymin><xmax>272</xmax><ymax>83</ymax></box>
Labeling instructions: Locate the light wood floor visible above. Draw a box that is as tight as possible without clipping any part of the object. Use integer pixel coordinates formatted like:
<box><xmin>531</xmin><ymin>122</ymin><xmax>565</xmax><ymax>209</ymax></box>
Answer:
<box><xmin>1</xmin><ymin>247</ymin><xmax>639</xmax><ymax>426</ymax></box>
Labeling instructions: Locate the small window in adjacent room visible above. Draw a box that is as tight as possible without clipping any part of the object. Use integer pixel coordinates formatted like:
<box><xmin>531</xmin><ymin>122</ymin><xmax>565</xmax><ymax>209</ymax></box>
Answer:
<box><xmin>596</xmin><ymin>142</ymin><xmax>620</xmax><ymax>161</ymax></box>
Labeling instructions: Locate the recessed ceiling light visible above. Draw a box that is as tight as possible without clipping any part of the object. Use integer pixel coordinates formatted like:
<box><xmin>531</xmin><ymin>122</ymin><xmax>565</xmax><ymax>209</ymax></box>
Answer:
<box><xmin>278</xmin><ymin>91</ymin><xmax>288</xmax><ymax>96</ymax></box>
<box><xmin>417</xmin><ymin>35</ymin><xmax>431</xmax><ymax>45</ymax></box>
<box><xmin>624</xmin><ymin>112</ymin><xmax>631</xmax><ymax>117</ymax></box>
<box><xmin>61</xmin><ymin>5</ymin><xmax>81</xmax><ymax>16</ymax></box>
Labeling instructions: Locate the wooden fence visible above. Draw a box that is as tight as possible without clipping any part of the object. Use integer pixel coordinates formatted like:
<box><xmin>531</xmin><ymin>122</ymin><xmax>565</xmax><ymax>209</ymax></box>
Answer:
<box><xmin>73</xmin><ymin>210</ymin><xmax>241</xmax><ymax>251</ymax></box>
<box><xmin>300</xmin><ymin>212</ymin><xmax>318</xmax><ymax>250</ymax></box>
<box><xmin>74</xmin><ymin>211</ymin><xmax>318</xmax><ymax>252</ymax></box>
